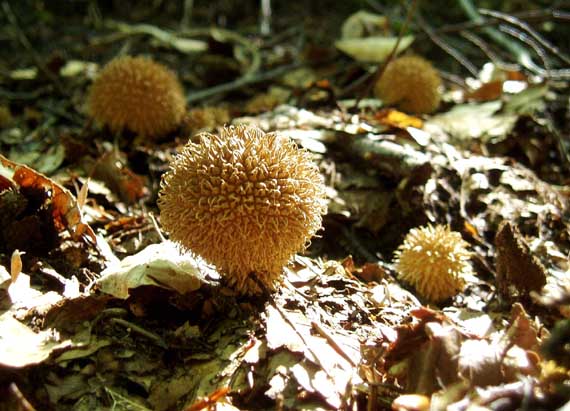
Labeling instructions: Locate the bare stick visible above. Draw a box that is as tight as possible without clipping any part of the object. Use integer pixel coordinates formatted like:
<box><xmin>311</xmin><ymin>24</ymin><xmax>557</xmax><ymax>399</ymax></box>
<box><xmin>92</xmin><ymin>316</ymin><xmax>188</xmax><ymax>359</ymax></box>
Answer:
<box><xmin>186</xmin><ymin>61</ymin><xmax>303</xmax><ymax>103</ymax></box>
<box><xmin>479</xmin><ymin>8</ymin><xmax>570</xmax><ymax>66</ymax></box>
<box><xmin>415</xmin><ymin>11</ymin><xmax>479</xmax><ymax>77</ymax></box>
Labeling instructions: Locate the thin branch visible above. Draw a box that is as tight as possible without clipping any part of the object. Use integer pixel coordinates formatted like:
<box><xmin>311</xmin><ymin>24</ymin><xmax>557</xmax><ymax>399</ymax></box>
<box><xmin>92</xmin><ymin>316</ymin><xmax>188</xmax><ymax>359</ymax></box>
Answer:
<box><xmin>498</xmin><ymin>24</ymin><xmax>552</xmax><ymax>80</ymax></box>
<box><xmin>180</xmin><ymin>0</ymin><xmax>193</xmax><ymax>29</ymax></box>
<box><xmin>186</xmin><ymin>61</ymin><xmax>304</xmax><ymax>104</ymax></box>
<box><xmin>497</xmin><ymin>24</ymin><xmax>570</xmax><ymax>79</ymax></box>
<box><xmin>416</xmin><ymin>11</ymin><xmax>479</xmax><ymax>77</ymax></box>
<box><xmin>479</xmin><ymin>8</ymin><xmax>570</xmax><ymax>66</ymax></box>
<box><xmin>458</xmin><ymin>0</ymin><xmax>545</xmax><ymax>76</ymax></box>
<box><xmin>436</xmin><ymin>8</ymin><xmax>570</xmax><ymax>35</ymax></box>
<box><xmin>459</xmin><ymin>30</ymin><xmax>519</xmax><ymax>72</ymax></box>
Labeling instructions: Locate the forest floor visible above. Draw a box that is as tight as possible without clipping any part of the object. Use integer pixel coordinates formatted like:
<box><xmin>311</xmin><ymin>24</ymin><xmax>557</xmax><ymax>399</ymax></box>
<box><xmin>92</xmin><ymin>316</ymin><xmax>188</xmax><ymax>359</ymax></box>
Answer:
<box><xmin>0</xmin><ymin>2</ymin><xmax>570</xmax><ymax>411</ymax></box>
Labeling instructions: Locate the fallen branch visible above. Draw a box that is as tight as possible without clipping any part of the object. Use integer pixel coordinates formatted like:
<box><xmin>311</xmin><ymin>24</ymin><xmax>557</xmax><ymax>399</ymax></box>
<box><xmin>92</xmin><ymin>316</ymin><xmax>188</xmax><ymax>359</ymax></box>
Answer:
<box><xmin>186</xmin><ymin>61</ymin><xmax>303</xmax><ymax>104</ymax></box>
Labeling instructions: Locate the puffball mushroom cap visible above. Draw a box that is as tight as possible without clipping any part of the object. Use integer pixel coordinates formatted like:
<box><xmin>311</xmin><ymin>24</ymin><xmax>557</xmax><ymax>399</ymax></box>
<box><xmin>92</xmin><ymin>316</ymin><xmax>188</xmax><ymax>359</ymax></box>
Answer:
<box><xmin>394</xmin><ymin>224</ymin><xmax>472</xmax><ymax>303</ymax></box>
<box><xmin>87</xmin><ymin>56</ymin><xmax>186</xmax><ymax>137</ymax></box>
<box><xmin>374</xmin><ymin>55</ymin><xmax>442</xmax><ymax>114</ymax></box>
<box><xmin>158</xmin><ymin>125</ymin><xmax>327</xmax><ymax>295</ymax></box>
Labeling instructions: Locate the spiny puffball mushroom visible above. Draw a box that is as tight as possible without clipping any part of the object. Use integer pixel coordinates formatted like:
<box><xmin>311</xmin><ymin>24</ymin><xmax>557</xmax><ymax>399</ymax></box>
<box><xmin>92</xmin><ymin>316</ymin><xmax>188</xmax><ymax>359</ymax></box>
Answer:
<box><xmin>158</xmin><ymin>124</ymin><xmax>327</xmax><ymax>295</ymax></box>
<box><xmin>87</xmin><ymin>56</ymin><xmax>186</xmax><ymax>137</ymax></box>
<box><xmin>393</xmin><ymin>224</ymin><xmax>472</xmax><ymax>303</ymax></box>
<box><xmin>374</xmin><ymin>55</ymin><xmax>442</xmax><ymax>114</ymax></box>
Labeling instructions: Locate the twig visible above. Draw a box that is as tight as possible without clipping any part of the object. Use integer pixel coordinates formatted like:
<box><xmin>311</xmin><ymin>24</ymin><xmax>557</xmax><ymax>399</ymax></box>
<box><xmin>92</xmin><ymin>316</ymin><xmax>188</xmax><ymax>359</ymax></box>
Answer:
<box><xmin>435</xmin><ymin>8</ymin><xmax>570</xmax><ymax>35</ymax></box>
<box><xmin>458</xmin><ymin>0</ymin><xmax>544</xmax><ymax>76</ymax></box>
<box><xmin>86</xmin><ymin>0</ymin><xmax>102</xmax><ymax>28</ymax></box>
<box><xmin>498</xmin><ymin>24</ymin><xmax>552</xmax><ymax>79</ymax></box>
<box><xmin>311</xmin><ymin>320</ymin><xmax>357</xmax><ymax>367</ymax></box>
<box><xmin>544</xmin><ymin>103</ymin><xmax>570</xmax><ymax>170</ymax></box>
<box><xmin>438</xmin><ymin>70</ymin><xmax>468</xmax><ymax>89</ymax></box>
<box><xmin>459</xmin><ymin>31</ymin><xmax>519</xmax><ymax>72</ymax></box>
<box><xmin>337</xmin><ymin>132</ymin><xmax>430</xmax><ymax>179</ymax></box>
<box><xmin>109</xmin><ymin>318</ymin><xmax>168</xmax><ymax>348</ymax></box>
<box><xmin>7</xmin><ymin>384</ymin><xmax>37</xmax><ymax>411</ymax></box>
<box><xmin>180</xmin><ymin>0</ymin><xmax>193</xmax><ymax>29</ymax></box>
<box><xmin>479</xmin><ymin>8</ymin><xmax>570</xmax><ymax>66</ymax></box>
<box><xmin>0</xmin><ymin>86</ymin><xmax>52</xmax><ymax>100</ymax></box>
<box><xmin>415</xmin><ymin>11</ymin><xmax>479</xmax><ymax>77</ymax></box>
<box><xmin>148</xmin><ymin>211</ymin><xmax>166</xmax><ymax>242</ymax></box>
<box><xmin>260</xmin><ymin>0</ymin><xmax>272</xmax><ymax>35</ymax></box>
<box><xmin>271</xmin><ymin>299</ymin><xmax>340</xmax><ymax>388</ymax></box>
<box><xmin>105</xmin><ymin>20</ymin><xmax>207</xmax><ymax>54</ymax></box>
<box><xmin>186</xmin><ymin>61</ymin><xmax>304</xmax><ymax>104</ymax></box>
<box><xmin>1</xmin><ymin>2</ymin><xmax>66</xmax><ymax>95</ymax></box>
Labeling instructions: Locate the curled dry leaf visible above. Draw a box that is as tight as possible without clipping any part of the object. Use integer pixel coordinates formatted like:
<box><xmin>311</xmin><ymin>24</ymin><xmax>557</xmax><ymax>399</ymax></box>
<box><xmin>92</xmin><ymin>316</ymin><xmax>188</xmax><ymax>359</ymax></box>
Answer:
<box><xmin>0</xmin><ymin>153</ymin><xmax>96</xmax><ymax>244</ymax></box>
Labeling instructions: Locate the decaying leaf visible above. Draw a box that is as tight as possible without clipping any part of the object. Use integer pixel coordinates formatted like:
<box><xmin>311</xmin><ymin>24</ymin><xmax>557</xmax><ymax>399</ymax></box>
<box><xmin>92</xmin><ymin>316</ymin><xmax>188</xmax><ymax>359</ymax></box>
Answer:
<box><xmin>0</xmin><ymin>313</ymin><xmax>71</xmax><ymax>368</ymax></box>
<box><xmin>85</xmin><ymin>149</ymin><xmax>149</xmax><ymax>204</ymax></box>
<box><xmin>386</xmin><ymin>305</ymin><xmax>542</xmax><ymax>394</ymax></box>
<box><xmin>428</xmin><ymin>101</ymin><xmax>517</xmax><ymax>143</ymax></box>
<box><xmin>95</xmin><ymin>241</ymin><xmax>212</xmax><ymax>299</ymax></box>
<box><xmin>335</xmin><ymin>35</ymin><xmax>414</xmax><ymax>63</ymax></box>
<box><xmin>458</xmin><ymin>338</ymin><xmax>538</xmax><ymax>387</ymax></box>
<box><xmin>0</xmin><ymin>153</ymin><xmax>96</xmax><ymax>244</ymax></box>
<box><xmin>495</xmin><ymin>221</ymin><xmax>547</xmax><ymax>298</ymax></box>
<box><xmin>341</xmin><ymin>10</ymin><xmax>388</xmax><ymax>39</ymax></box>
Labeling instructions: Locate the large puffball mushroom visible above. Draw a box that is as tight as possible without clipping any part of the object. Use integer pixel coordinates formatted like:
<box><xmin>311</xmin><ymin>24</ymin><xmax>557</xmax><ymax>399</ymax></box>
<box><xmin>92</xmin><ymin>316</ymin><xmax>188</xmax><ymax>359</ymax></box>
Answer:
<box><xmin>393</xmin><ymin>224</ymin><xmax>472</xmax><ymax>303</ymax></box>
<box><xmin>87</xmin><ymin>56</ymin><xmax>186</xmax><ymax>137</ymax></box>
<box><xmin>374</xmin><ymin>55</ymin><xmax>442</xmax><ymax>114</ymax></box>
<box><xmin>158</xmin><ymin>125</ymin><xmax>327</xmax><ymax>295</ymax></box>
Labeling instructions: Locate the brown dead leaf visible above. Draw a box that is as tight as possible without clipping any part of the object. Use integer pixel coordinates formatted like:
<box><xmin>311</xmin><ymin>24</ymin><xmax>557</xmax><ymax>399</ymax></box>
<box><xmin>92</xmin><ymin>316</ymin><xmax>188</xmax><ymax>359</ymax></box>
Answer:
<box><xmin>0</xmin><ymin>153</ymin><xmax>96</xmax><ymax>244</ymax></box>
<box><xmin>384</xmin><ymin>308</ymin><xmax>442</xmax><ymax>368</ymax></box>
<box><xmin>86</xmin><ymin>150</ymin><xmax>148</xmax><ymax>204</ymax></box>
<box><xmin>44</xmin><ymin>294</ymin><xmax>111</xmax><ymax>332</ymax></box>
<box><xmin>507</xmin><ymin>303</ymin><xmax>540</xmax><ymax>351</ymax></box>
<box><xmin>495</xmin><ymin>221</ymin><xmax>547</xmax><ymax>298</ymax></box>
<box><xmin>344</xmin><ymin>258</ymin><xmax>387</xmax><ymax>283</ymax></box>
<box><xmin>465</xmin><ymin>81</ymin><xmax>504</xmax><ymax>102</ymax></box>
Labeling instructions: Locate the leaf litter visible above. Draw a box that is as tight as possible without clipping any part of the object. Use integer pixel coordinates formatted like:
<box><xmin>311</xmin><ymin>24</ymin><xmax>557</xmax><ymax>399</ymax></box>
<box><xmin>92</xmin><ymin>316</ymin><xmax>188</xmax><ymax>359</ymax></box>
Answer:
<box><xmin>0</xmin><ymin>2</ymin><xmax>569</xmax><ymax>411</ymax></box>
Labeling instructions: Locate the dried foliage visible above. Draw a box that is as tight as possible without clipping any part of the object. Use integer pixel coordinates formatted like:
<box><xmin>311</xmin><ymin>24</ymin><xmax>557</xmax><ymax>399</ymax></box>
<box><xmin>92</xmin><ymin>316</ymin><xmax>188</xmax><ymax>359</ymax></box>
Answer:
<box><xmin>495</xmin><ymin>221</ymin><xmax>547</xmax><ymax>298</ymax></box>
<box><xmin>158</xmin><ymin>125</ymin><xmax>327</xmax><ymax>294</ymax></box>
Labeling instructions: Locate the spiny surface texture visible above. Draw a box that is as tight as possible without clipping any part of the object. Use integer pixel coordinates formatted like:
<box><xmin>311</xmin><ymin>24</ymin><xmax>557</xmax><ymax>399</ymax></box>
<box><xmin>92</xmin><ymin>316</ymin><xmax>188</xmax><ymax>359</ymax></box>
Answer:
<box><xmin>87</xmin><ymin>56</ymin><xmax>186</xmax><ymax>137</ymax></box>
<box><xmin>394</xmin><ymin>224</ymin><xmax>472</xmax><ymax>303</ymax></box>
<box><xmin>374</xmin><ymin>55</ymin><xmax>442</xmax><ymax>114</ymax></box>
<box><xmin>158</xmin><ymin>125</ymin><xmax>327</xmax><ymax>294</ymax></box>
